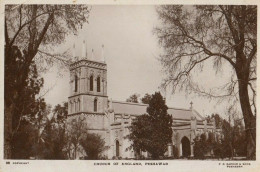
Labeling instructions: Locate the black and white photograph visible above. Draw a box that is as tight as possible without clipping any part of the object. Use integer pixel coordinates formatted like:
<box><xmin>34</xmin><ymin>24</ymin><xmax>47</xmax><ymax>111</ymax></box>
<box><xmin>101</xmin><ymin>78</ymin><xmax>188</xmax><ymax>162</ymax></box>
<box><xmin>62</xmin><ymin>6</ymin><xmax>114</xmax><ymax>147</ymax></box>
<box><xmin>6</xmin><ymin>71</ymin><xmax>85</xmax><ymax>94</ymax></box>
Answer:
<box><xmin>1</xmin><ymin>1</ymin><xmax>259</xmax><ymax>172</ymax></box>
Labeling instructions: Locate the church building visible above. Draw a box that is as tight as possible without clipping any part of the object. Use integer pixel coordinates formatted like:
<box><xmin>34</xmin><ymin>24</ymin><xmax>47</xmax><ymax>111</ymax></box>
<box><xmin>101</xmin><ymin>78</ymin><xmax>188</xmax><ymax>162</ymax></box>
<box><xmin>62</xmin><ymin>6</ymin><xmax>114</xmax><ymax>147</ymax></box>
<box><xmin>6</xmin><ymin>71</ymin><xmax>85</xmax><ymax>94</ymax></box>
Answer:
<box><xmin>67</xmin><ymin>41</ymin><xmax>221</xmax><ymax>159</ymax></box>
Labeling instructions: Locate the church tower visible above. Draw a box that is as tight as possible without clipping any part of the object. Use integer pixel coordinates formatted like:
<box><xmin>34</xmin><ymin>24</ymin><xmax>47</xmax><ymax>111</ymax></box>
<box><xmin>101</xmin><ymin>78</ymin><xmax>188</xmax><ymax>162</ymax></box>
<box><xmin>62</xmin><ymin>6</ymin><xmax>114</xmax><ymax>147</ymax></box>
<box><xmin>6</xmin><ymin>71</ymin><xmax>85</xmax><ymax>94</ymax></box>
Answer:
<box><xmin>68</xmin><ymin>41</ymin><xmax>108</xmax><ymax>132</ymax></box>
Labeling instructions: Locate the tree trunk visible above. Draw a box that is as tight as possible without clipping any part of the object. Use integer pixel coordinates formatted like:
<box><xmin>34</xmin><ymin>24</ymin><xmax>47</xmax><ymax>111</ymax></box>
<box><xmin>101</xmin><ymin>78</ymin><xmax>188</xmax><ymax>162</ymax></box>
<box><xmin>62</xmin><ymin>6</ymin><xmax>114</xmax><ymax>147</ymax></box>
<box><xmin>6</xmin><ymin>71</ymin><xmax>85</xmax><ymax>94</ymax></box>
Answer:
<box><xmin>237</xmin><ymin>73</ymin><xmax>256</xmax><ymax>159</ymax></box>
<box><xmin>4</xmin><ymin>104</ymin><xmax>13</xmax><ymax>159</ymax></box>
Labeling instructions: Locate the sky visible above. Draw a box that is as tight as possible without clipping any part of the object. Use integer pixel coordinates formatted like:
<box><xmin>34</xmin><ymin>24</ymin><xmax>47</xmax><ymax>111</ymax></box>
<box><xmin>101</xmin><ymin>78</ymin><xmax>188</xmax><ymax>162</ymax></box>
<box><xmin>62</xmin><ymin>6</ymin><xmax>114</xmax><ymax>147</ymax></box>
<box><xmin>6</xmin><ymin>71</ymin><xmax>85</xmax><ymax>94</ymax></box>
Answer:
<box><xmin>42</xmin><ymin>5</ymin><xmax>236</xmax><ymax>118</ymax></box>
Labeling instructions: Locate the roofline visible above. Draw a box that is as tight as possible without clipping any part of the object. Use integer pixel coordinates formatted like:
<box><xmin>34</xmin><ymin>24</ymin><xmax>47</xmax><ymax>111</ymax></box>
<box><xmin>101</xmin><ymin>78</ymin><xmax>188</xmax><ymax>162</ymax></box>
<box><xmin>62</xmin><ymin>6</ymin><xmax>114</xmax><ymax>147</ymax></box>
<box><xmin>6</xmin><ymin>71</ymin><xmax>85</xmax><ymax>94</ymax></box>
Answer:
<box><xmin>112</xmin><ymin>100</ymin><xmax>148</xmax><ymax>107</ymax></box>
<box><xmin>70</xmin><ymin>58</ymin><xmax>106</xmax><ymax>66</ymax></box>
<box><xmin>192</xmin><ymin>109</ymin><xmax>205</xmax><ymax>120</ymax></box>
<box><xmin>111</xmin><ymin>100</ymin><xmax>192</xmax><ymax>111</ymax></box>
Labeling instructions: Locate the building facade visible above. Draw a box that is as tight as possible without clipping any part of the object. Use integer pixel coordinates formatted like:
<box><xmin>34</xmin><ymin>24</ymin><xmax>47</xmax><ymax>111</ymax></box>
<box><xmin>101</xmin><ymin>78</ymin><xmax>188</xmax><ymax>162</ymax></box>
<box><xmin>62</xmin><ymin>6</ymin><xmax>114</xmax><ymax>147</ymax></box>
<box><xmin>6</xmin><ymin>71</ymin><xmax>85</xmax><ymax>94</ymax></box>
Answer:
<box><xmin>67</xmin><ymin>43</ymin><xmax>221</xmax><ymax>159</ymax></box>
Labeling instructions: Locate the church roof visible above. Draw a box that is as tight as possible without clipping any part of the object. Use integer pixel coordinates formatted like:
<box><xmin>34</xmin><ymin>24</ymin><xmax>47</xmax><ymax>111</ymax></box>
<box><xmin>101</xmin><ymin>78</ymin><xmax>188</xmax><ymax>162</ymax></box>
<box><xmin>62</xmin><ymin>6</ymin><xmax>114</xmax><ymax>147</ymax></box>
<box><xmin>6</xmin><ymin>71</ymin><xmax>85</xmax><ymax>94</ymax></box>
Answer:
<box><xmin>112</xmin><ymin>101</ymin><xmax>204</xmax><ymax>121</ymax></box>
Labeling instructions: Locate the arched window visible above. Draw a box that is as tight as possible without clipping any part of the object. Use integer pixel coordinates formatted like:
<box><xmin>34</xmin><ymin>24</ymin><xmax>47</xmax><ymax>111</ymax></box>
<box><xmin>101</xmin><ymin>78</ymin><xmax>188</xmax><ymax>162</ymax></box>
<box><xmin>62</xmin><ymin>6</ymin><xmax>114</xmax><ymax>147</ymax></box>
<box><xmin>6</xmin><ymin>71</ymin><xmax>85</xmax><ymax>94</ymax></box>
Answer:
<box><xmin>94</xmin><ymin>98</ymin><xmax>97</xmax><ymax>112</ymax></box>
<box><xmin>70</xmin><ymin>102</ymin><xmax>72</xmax><ymax>113</ymax></box>
<box><xmin>181</xmin><ymin>136</ymin><xmax>191</xmax><ymax>157</ymax></box>
<box><xmin>71</xmin><ymin>102</ymin><xmax>74</xmax><ymax>113</ymax></box>
<box><xmin>78</xmin><ymin>99</ymin><xmax>81</xmax><ymax>112</ymax></box>
<box><xmin>74</xmin><ymin>75</ymin><xmax>78</xmax><ymax>92</ymax></box>
<box><xmin>90</xmin><ymin>75</ymin><xmax>93</xmax><ymax>91</ymax></box>
<box><xmin>74</xmin><ymin>101</ymin><xmax>77</xmax><ymax>113</ymax></box>
<box><xmin>97</xmin><ymin>77</ymin><xmax>101</xmax><ymax>92</ymax></box>
<box><xmin>116</xmin><ymin>140</ymin><xmax>120</xmax><ymax>157</ymax></box>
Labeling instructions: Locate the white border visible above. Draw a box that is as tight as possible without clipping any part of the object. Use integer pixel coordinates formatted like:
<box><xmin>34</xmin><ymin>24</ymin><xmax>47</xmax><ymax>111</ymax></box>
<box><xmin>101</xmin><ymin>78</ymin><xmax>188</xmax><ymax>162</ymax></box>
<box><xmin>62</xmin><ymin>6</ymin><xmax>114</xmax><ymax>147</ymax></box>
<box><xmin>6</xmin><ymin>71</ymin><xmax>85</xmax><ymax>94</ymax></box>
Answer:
<box><xmin>0</xmin><ymin>1</ymin><xmax>259</xmax><ymax>172</ymax></box>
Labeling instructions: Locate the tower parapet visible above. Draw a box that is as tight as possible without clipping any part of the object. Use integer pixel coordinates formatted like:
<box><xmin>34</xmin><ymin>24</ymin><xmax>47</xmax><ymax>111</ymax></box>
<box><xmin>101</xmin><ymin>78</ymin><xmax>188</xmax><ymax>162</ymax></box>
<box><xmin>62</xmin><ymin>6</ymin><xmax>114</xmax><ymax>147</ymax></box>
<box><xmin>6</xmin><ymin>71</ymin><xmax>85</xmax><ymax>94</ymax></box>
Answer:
<box><xmin>70</xmin><ymin>59</ymin><xmax>107</xmax><ymax>71</ymax></box>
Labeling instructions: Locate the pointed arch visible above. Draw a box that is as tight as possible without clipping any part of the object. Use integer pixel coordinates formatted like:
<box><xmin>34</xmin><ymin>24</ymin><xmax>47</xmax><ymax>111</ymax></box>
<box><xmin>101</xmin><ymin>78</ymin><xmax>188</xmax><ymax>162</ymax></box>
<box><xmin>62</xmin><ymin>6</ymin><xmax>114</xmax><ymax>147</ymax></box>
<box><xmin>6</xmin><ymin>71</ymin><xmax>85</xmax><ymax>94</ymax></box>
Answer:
<box><xmin>115</xmin><ymin>140</ymin><xmax>120</xmax><ymax>157</ymax></box>
<box><xmin>74</xmin><ymin>74</ymin><xmax>78</xmax><ymax>92</ymax></box>
<box><xmin>97</xmin><ymin>76</ymin><xmax>101</xmax><ymax>92</ymax></box>
<box><xmin>90</xmin><ymin>75</ymin><xmax>94</xmax><ymax>91</ymax></box>
<box><xmin>181</xmin><ymin>136</ymin><xmax>191</xmax><ymax>157</ymax></box>
<box><xmin>94</xmin><ymin>98</ymin><xmax>98</xmax><ymax>112</ymax></box>
<box><xmin>78</xmin><ymin>98</ymin><xmax>81</xmax><ymax>112</ymax></box>
<box><xmin>69</xmin><ymin>100</ymin><xmax>73</xmax><ymax>113</ymax></box>
<box><xmin>74</xmin><ymin>99</ymin><xmax>77</xmax><ymax>113</ymax></box>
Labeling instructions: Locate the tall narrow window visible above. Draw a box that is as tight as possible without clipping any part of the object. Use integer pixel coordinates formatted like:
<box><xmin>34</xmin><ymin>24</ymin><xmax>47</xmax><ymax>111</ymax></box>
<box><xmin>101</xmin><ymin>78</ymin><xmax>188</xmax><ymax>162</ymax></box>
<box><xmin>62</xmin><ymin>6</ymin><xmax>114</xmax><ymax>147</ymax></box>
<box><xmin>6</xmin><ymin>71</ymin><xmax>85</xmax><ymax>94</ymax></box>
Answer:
<box><xmin>74</xmin><ymin>75</ymin><xmax>78</xmax><ymax>92</ymax></box>
<box><xmin>71</xmin><ymin>102</ymin><xmax>73</xmax><ymax>113</ymax></box>
<box><xmin>97</xmin><ymin>77</ymin><xmax>101</xmax><ymax>92</ymax></box>
<box><xmin>94</xmin><ymin>98</ymin><xmax>97</xmax><ymax>112</ymax></box>
<box><xmin>116</xmin><ymin>140</ymin><xmax>120</xmax><ymax>157</ymax></box>
<box><xmin>70</xmin><ymin>102</ymin><xmax>72</xmax><ymax>113</ymax></box>
<box><xmin>90</xmin><ymin>75</ymin><xmax>93</xmax><ymax>91</ymax></box>
<box><xmin>78</xmin><ymin>99</ymin><xmax>80</xmax><ymax>112</ymax></box>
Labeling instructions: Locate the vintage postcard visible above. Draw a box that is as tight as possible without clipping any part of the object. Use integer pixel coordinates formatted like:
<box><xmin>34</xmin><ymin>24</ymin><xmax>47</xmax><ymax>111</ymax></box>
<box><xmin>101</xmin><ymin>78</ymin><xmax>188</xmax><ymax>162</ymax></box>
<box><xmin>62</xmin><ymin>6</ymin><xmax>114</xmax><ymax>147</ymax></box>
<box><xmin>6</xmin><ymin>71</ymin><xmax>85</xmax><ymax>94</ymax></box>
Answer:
<box><xmin>0</xmin><ymin>0</ymin><xmax>259</xmax><ymax>172</ymax></box>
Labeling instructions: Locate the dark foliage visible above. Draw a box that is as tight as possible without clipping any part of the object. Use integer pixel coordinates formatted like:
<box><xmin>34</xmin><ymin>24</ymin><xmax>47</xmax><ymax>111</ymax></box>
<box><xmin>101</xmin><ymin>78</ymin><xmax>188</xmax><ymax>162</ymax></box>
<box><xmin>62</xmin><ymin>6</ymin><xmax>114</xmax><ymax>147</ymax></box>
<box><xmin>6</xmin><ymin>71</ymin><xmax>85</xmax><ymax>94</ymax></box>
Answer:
<box><xmin>4</xmin><ymin>46</ymin><xmax>47</xmax><ymax>159</ymax></box>
<box><xmin>141</xmin><ymin>93</ymin><xmax>152</xmax><ymax>104</ymax></box>
<box><xmin>127</xmin><ymin>92</ymin><xmax>173</xmax><ymax>159</ymax></box>
<box><xmin>194</xmin><ymin>113</ymin><xmax>247</xmax><ymax>159</ymax></box>
<box><xmin>193</xmin><ymin>134</ymin><xmax>208</xmax><ymax>159</ymax></box>
<box><xmin>4</xmin><ymin>5</ymin><xmax>90</xmax><ymax>159</ymax></box>
<box><xmin>53</xmin><ymin>102</ymin><xmax>68</xmax><ymax>122</ymax></box>
<box><xmin>80</xmin><ymin>133</ymin><xmax>107</xmax><ymax>160</ymax></box>
<box><xmin>126</xmin><ymin>93</ymin><xmax>140</xmax><ymax>103</ymax></box>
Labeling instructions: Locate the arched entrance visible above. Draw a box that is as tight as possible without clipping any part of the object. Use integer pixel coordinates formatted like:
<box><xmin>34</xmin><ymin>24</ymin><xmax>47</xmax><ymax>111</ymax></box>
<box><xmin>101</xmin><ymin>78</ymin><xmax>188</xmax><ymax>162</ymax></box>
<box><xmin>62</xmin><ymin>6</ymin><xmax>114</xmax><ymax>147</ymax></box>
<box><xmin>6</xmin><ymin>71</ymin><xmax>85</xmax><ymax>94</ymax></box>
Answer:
<box><xmin>181</xmin><ymin>136</ymin><xmax>191</xmax><ymax>157</ymax></box>
<box><xmin>116</xmin><ymin>140</ymin><xmax>120</xmax><ymax>157</ymax></box>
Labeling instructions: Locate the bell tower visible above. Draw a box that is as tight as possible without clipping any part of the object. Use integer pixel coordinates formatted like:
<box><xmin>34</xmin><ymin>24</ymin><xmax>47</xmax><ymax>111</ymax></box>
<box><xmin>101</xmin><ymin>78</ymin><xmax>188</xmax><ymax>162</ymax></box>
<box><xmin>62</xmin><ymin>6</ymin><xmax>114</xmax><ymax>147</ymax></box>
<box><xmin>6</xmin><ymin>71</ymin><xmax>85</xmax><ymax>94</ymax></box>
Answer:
<box><xmin>68</xmin><ymin>41</ymin><xmax>108</xmax><ymax>131</ymax></box>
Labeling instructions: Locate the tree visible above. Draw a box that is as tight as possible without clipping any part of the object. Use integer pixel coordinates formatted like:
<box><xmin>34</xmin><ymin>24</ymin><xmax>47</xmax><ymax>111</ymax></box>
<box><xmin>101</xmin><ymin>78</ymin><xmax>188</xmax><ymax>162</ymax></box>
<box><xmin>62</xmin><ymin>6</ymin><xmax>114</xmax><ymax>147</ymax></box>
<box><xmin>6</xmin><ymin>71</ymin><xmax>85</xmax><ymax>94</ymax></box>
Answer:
<box><xmin>193</xmin><ymin>132</ymin><xmax>221</xmax><ymax>159</ymax></box>
<box><xmin>53</xmin><ymin>102</ymin><xmax>68</xmax><ymax>122</ymax></box>
<box><xmin>4</xmin><ymin>45</ymin><xmax>47</xmax><ymax>159</ymax></box>
<box><xmin>38</xmin><ymin>118</ymin><xmax>67</xmax><ymax>159</ymax></box>
<box><xmin>126</xmin><ymin>93</ymin><xmax>140</xmax><ymax>103</ymax></box>
<box><xmin>126</xmin><ymin>114</ymin><xmax>152</xmax><ymax>158</ymax></box>
<box><xmin>66</xmin><ymin>116</ymin><xmax>88</xmax><ymax>159</ymax></box>
<box><xmin>32</xmin><ymin>102</ymin><xmax>69</xmax><ymax>159</ymax></box>
<box><xmin>11</xmin><ymin>119</ymin><xmax>39</xmax><ymax>159</ymax></box>
<box><xmin>127</xmin><ymin>92</ymin><xmax>173</xmax><ymax>159</ymax></box>
<box><xmin>4</xmin><ymin>5</ymin><xmax>90</xmax><ymax>158</ymax></box>
<box><xmin>155</xmin><ymin>5</ymin><xmax>256</xmax><ymax>159</ymax></box>
<box><xmin>233</xmin><ymin>127</ymin><xmax>246</xmax><ymax>157</ymax></box>
<box><xmin>141</xmin><ymin>93</ymin><xmax>152</xmax><ymax>104</ymax></box>
<box><xmin>206</xmin><ymin>113</ymin><xmax>222</xmax><ymax>128</ymax></box>
<box><xmin>193</xmin><ymin>134</ymin><xmax>208</xmax><ymax>159</ymax></box>
<box><xmin>35</xmin><ymin>103</ymin><xmax>68</xmax><ymax>159</ymax></box>
<box><xmin>126</xmin><ymin>93</ymin><xmax>152</xmax><ymax>104</ymax></box>
<box><xmin>80</xmin><ymin>133</ymin><xmax>107</xmax><ymax>160</ymax></box>
<box><xmin>206</xmin><ymin>112</ymin><xmax>247</xmax><ymax>159</ymax></box>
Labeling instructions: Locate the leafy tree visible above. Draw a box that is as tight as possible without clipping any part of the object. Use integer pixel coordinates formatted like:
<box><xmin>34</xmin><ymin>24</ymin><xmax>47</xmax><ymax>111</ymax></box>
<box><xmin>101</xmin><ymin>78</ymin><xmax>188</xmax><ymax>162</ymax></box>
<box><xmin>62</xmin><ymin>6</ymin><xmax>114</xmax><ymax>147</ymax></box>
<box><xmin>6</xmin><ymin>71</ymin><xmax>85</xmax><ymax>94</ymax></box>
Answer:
<box><xmin>80</xmin><ymin>133</ymin><xmax>107</xmax><ymax>160</ymax></box>
<box><xmin>155</xmin><ymin>5</ymin><xmax>256</xmax><ymax>159</ymax></box>
<box><xmin>4</xmin><ymin>5</ymin><xmax>90</xmax><ymax>158</ymax></box>
<box><xmin>39</xmin><ymin>117</ymin><xmax>67</xmax><ymax>159</ymax></box>
<box><xmin>34</xmin><ymin>103</ymin><xmax>68</xmax><ymax>159</ymax></box>
<box><xmin>206</xmin><ymin>114</ymin><xmax>222</xmax><ymax>128</ymax></box>
<box><xmin>206</xmin><ymin>112</ymin><xmax>247</xmax><ymax>159</ymax></box>
<box><xmin>11</xmin><ymin>119</ymin><xmax>39</xmax><ymax>159</ymax></box>
<box><xmin>126</xmin><ymin>93</ymin><xmax>140</xmax><ymax>103</ymax></box>
<box><xmin>195</xmin><ymin>112</ymin><xmax>246</xmax><ymax>160</ymax></box>
<box><xmin>193</xmin><ymin>132</ymin><xmax>217</xmax><ymax>159</ymax></box>
<box><xmin>127</xmin><ymin>92</ymin><xmax>173</xmax><ymax>159</ymax></box>
<box><xmin>8</xmin><ymin>101</ymin><xmax>68</xmax><ymax>160</ymax></box>
<box><xmin>66</xmin><ymin>116</ymin><xmax>88</xmax><ymax>159</ymax></box>
<box><xmin>126</xmin><ymin>93</ymin><xmax>152</xmax><ymax>104</ymax></box>
<box><xmin>193</xmin><ymin>134</ymin><xmax>208</xmax><ymax>159</ymax></box>
<box><xmin>141</xmin><ymin>93</ymin><xmax>152</xmax><ymax>104</ymax></box>
<box><xmin>126</xmin><ymin>114</ymin><xmax>151</xmax><ymax>157</ymax></box>
<box><xmin>4</xmin><ymin>46</ymin><xmax>47</xmax><ymax>159</ymax></box>
<box><xmin>53</xmin><ymin>102</ymin><xmax>68</xmax><ymax>122</ymax></box>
